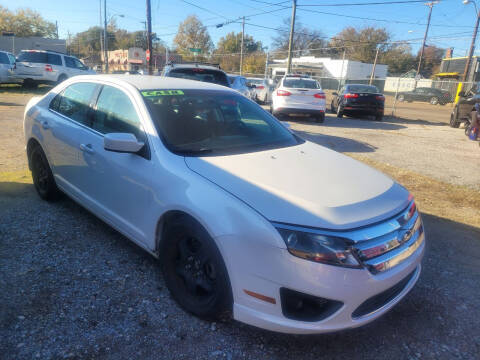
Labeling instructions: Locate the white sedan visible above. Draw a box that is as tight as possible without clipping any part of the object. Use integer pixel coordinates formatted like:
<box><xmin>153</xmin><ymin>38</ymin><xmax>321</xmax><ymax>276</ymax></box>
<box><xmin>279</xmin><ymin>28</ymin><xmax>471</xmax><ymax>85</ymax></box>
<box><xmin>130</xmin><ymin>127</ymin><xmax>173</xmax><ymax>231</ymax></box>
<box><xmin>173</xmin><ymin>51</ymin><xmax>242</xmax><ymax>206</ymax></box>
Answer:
<box><xmin>24</xmin><ymin>75</ymin><xmax>425</xmax><ymax>334</ymax></box>
<box><xmin>271</xmin><ymin>75</ymin><xmax>326</xmax><ymax>123</ymax></box>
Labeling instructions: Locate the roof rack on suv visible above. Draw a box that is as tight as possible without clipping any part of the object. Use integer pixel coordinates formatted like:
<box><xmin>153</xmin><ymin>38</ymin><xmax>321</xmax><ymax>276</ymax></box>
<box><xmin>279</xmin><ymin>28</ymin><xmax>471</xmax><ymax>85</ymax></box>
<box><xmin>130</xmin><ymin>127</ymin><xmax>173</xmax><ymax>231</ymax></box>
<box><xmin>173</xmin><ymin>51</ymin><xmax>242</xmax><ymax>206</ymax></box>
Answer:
<box><xmin>167</xmin><ymin>61</ymin><xmax>221</xmax><ymax>69</ymax></box>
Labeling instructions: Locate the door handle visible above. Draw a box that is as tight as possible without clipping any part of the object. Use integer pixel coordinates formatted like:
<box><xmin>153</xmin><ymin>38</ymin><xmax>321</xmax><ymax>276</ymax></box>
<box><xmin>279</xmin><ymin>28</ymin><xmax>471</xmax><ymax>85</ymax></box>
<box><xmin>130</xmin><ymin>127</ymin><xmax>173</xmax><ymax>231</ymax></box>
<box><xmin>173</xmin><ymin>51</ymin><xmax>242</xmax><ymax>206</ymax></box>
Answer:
<box><xmin>79</xmin><ymin>143</ymin><xmax>95</xmax><ymax>155</ymax></box>
<box><xmin>41</xmin><ymin>120</ymin><xmax>50</xmax><ymax>130</ymax></box>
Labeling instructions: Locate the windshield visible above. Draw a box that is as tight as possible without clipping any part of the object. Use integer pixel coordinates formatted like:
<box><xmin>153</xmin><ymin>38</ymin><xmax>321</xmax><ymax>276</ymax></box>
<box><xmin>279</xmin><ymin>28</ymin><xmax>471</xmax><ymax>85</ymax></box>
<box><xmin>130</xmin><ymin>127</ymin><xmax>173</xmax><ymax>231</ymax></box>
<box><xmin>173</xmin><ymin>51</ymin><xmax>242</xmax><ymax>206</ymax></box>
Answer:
<box><xmin>283</xmin><ymin>78</ymin><xmax>319</xmax><ymax>89</ymax></box>
<box><xmin>347</xmin><ymin>85</ymin><xmax>379</xmax><ymax>93</ymax></box>
<box><xmin>168</xmin><ymin>68</ymin><xmax>229</xmax><ymax>87</ymax></box>
<box><xmin>142</xmin><ymin>89</ymin><xmax>301</xmax><ymax>156</ymax></box>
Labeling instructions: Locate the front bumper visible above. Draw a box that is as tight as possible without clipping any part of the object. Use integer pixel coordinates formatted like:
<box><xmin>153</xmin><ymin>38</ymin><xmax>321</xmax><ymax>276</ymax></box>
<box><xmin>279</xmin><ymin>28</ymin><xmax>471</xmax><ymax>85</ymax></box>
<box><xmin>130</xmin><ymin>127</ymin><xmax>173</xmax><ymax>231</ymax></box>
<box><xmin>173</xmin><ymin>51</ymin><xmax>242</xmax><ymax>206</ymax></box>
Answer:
<box><xmin>217</xmin><ymin>207</ymin><xmax>425</xmax><ymax>334</ymax></box>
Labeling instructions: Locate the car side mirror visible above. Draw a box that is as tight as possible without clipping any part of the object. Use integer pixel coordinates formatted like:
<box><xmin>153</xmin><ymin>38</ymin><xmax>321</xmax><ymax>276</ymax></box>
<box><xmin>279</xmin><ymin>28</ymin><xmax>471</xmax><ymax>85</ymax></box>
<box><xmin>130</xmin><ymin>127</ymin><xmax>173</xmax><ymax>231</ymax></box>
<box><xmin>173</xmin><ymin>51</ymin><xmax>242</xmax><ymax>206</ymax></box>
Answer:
<box><xmin>332</xmin><ymin>92</ymin><xmax>338</xmax><ymax>96</ymax></box>
<box><xmin>104</xmin><ymin>133</ymin><xmax>144</xmax><ymax>154</ymax></box>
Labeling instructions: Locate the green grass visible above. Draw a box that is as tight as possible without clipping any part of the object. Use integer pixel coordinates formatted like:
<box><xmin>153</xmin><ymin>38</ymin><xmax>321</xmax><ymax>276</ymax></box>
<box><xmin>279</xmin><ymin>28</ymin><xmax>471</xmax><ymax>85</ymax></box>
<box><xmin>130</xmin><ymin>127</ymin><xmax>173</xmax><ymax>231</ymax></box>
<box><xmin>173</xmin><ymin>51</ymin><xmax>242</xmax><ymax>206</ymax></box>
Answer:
<box><xmin>0</xmin><ymin>84</ymin><xmax>52</xmax><ymax>95</ymax></box>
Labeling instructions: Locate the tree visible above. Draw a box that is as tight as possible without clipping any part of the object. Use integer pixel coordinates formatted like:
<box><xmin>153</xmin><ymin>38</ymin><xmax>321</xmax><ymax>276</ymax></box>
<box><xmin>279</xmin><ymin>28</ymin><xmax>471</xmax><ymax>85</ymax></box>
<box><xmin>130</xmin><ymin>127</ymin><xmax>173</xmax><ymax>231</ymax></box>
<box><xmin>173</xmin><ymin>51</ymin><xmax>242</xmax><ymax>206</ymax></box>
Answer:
<box><xmin>214</xmin><ymin>32</ymin><xmax>264</xmax><ymax>73</ymax></box>
<box><xmin>173</xmin><ymin>15</ymin><xmax>213</xmax><ymax>60</ymax></box>
<box><xmin>329</xmin><ymin>26</ymin><xmax>390</xmax><ymax>62</ymax></box>
<box><xmin>0</xmin><ymin>6</ymin><xmax>56</xmax><ymax>38</ymax></box>
<box><xmin>382</xmin><ymin>43</ymin><xmax>417</xmax><ymax>75</ymax></box>
<box><xmin>418</xmin><ymin>45</ymin><xmax>444</xmax><ymax>78</ymax></box>
<box><xmin>272</xmin><ymin>18</ymin><xmax>327</xmax><ymax>58</ymax></box>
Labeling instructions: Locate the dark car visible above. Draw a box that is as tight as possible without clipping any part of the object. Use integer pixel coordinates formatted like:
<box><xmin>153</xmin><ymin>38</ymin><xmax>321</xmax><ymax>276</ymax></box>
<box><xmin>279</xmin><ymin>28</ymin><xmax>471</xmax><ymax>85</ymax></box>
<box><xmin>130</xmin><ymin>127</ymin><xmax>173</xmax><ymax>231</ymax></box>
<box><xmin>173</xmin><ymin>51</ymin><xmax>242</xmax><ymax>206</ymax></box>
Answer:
<box><xmin>331</xmin><ymin>84</ymin><xmax>385</xmax><ymax>121</ymax></box>
<box><xmin>396</xmin><ymin>87</ymin><xmax>451</xmax><ymax>105</ymax></box>
<box><xmin>449</xmin><ymin>83</ymin><xmax>479</xmax><ymax>128</ymax></box>
<box><xmin>162</xmin><ymin>62</ymin><xmax>230</xmax><ymax>88</ymax></box>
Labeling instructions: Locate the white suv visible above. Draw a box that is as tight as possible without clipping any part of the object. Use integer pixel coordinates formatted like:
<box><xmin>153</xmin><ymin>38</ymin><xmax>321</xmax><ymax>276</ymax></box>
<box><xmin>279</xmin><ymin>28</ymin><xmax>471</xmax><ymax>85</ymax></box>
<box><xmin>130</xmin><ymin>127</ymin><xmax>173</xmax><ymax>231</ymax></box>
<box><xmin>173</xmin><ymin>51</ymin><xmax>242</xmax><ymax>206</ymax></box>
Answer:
<box><xmin>14</xmin><ymin>50</ymin><xmax>95</xmax><ymax>87</ymax></box>
<box><xmin>24</xmin><ymin>75</ymin><xmax>424</xmax><ymax>334</ymax></box>
<box><xmin>0</xmin><ymin>50</ymin><xmax>20</xmax><ymax>84</ymax></box>
<box><xmin>271</xmin><ymin>75</ymin><xmax>326</xmax><ymax>123</ymax></box>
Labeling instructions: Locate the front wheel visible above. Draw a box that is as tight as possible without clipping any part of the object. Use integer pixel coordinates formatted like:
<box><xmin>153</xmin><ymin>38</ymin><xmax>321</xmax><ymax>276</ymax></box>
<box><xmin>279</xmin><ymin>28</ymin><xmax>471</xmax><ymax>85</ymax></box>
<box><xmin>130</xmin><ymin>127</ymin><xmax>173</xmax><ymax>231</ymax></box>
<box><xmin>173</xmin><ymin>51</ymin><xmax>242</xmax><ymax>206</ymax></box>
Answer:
<box><xmin>160</xmin><ymin>217</ymin><xmax>233</xmax><ymax>320</ymax></box>
<box><xmin>450</xmin><ymin>108</ymin><xmax>460</xmax><ymax>128</ymax></box>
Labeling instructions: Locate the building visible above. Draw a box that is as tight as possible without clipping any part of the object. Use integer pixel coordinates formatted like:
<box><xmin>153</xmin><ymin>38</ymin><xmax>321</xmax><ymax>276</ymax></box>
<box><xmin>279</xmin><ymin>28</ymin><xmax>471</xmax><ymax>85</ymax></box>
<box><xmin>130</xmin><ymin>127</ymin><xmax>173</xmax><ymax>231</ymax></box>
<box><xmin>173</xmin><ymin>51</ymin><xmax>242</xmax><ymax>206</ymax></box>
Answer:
<box><xmin>267</xmin><ymin>56</ymin><xmax>388</xmax><ymax>90</ymax></box>
<box><xmin>0</xmin><ymin>35</ymin><xmax>66</xmax><ymax>55</ymax></box>
<box><xmin>435</xmin><ymin>56</ymin><xmax>479</xmax><ymax>84</ymax></box>
<box><xmin>102</xmin><ymin>47</ymin><xmax>146</xmax><ymax>72</ymax></box>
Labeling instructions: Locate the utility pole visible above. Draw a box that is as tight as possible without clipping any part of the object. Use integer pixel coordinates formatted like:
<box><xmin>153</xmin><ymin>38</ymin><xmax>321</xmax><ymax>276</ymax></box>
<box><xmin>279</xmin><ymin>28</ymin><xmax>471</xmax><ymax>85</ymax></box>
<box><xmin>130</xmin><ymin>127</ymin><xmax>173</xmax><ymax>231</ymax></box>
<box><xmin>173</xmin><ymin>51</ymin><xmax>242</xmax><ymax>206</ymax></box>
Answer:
<box><xmin>55</xmin><ymin>21</ymin><xmax>59</xmax><ymax>39</ymax></box>
<box><xmin>239</xmin><ymin>16</ymin><xmax>245</xmax><ymax>75</ymax></box>
<box><xmin>264</xmin><ymin>51</ymin><xmax>269</xmax><ymax>79</ymax></box>
<box><xmin>338</xmin><ymin>48</ymin><xmax>346</xmax><ymax>92</ymax></box>
<box><xmin>286</xmin><ymin>0</ymin><xmax>297</xmax><ymax>74</ymax></box>
<box><xmin>146</xmin><ymin>0</ymin><xmax>153</xmax><ymax>75</ymax></box>
<box><xmin>369</xmin><ymin>45</ymin><xmax>380</xmax><ymax>85</ymax></box>
<box><xmin>104</xmin><ymin>0</ymin><xmax>109</xmax><ymax>73</ymax></box>
<box><xmin>417</xmin><ymin>1</ymin><xmax>436</xmax><ymax>78</ymax></box>
<box><xmin>99</xmin><ymin>0</ymin><xmax>104</xmax><ymax>71</ymax></box>
<box><xmin>463</xmin><ymin>4</ymin><xmax>480</xmax><ymax>82</ymax></box>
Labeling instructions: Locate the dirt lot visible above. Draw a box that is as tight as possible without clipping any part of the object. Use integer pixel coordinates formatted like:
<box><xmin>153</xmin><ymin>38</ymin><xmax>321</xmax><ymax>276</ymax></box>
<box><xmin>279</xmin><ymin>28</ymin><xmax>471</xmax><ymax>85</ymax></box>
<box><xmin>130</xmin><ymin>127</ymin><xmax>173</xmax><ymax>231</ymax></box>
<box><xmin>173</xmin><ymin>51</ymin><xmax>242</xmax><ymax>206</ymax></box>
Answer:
<box><xmin>1</xmin><ymin>88</ymin><xmax>479</xmax><ymax>359</ymax></box>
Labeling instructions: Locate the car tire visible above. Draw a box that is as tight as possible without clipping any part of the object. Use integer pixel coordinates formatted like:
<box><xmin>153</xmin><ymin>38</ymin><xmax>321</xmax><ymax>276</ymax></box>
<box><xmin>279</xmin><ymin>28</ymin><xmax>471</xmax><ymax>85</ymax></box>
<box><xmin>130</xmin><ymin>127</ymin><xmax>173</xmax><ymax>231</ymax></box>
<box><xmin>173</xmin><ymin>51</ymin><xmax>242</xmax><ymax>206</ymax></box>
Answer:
<box><xmin>22</xmin><ymin>79</ymin><xmax>38</xmax><ymax>89</ymax></box>
<box><xmin>450</xmin><ymin>107</ymin><xmax>460</xmax><ymax>128</ymax></box>
<box><xmin>315</xmin><ymin>113</ymin><xmax>325</xmax><ymax>123</ymax></box>
<box><xmin>430</xmin><ymin>96</ymin><xmax>439</xmax><ymax>105</ymax></box>
<box><xmin>375</xmin><ymin>114</ymin><xmax>383</xmax><ymax>121</ymax></box>
<box><xmin>330</xmin><ymin>101</ymin><xmax>336</xmax><ymax>113</ymax></box>
<box><xmin>57</xmin><ymin>74</ymin><xmax>68</xmax><ymax>84</ymax></box>
<box><xmin>336</xmin><ymin>105</ymin><xmax>344</xmax><ymax>118</ymax></box>
<box><xmin>30</xmin><ymin>145</ymin><xmax>61</xmax><ymax>201</ymax></box>
<box><xmin>160</xmin><ymin>216</ymin><xmax>233</xmax><ymax>320</ymax></box>
<box><xmin>397</xmin><ymin>94</ymin><xmax>405</xmax><ymax>102</ymax></box>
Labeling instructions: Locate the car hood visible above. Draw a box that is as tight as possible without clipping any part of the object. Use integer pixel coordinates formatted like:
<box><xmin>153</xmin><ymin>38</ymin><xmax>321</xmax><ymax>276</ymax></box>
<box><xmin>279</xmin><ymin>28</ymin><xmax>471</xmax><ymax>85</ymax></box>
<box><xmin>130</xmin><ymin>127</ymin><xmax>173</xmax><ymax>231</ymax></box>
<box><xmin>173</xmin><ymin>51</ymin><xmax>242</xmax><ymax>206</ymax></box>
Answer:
<box><xmin>185</xmin><ymin>141</ymin><xmax>410</xmax><ymax>230</ymax></box>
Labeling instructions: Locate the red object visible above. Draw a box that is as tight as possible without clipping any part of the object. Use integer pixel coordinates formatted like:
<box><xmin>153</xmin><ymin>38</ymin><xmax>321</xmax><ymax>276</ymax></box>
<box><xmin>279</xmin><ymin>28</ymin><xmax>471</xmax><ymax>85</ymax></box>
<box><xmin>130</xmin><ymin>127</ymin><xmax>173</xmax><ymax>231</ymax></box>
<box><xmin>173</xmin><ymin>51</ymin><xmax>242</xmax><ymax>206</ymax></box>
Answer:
<box><xmin>146</xmin><ymin>49</ymin><xmax>150</xmax><ymax>61</ymax></box>
<box><xmin>277</xmin><ymin>89</ymin><xmax>291</xmax><ymax>96</ymax></box>
<box><xmin>256</xmin><ymin>85</ymin><xmax>265</xmax><ymax>89</ymax></box>
<box><xmin>375</xmin><ymin>95</ymin><xmax>385</xmax><ymax>101</ymax></box>
<box><xmin>45</xmin><ymin>64</ymin><xmax>53</xmax><ymax>72</ymax></box>
<box><xmin>344</xmin><ymin>93</ymin><xmax>359</xmax><ymax>99</ymax></box>
<box><xmin>314</xmin><ymin>93</ymin><xmax>326</xmax><ymax>99</ymax></box>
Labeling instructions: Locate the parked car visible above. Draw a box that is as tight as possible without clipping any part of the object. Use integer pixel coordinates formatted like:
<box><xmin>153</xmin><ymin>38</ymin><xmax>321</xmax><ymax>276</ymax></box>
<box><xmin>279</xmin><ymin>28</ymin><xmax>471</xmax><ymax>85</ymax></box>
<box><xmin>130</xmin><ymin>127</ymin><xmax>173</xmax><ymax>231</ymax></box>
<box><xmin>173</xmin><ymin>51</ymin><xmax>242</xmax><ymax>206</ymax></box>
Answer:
<box><xmin>24</xmin><ymin>75</ymin><xmax>425</xmax><ymax>334</ymax></box>
<box><xmin>246</xmin><ymin>77</ymin><xmax>272</xmax><ymax>104</ymax></box>
<box><xmin>396</xmin><ymin>87</ymin><xmax>451</xmax><ymax>105</ymax></box>
<box><xmin>162</xmin><ymin>62</ymin><xmax>230</xmax><ymax>88</ymax></box>
<box><xmin>14</xmin><ymin>50</ymin><xmax>95</xmax><ymax>87</ymax></box>
<box><xmin>331</xmin><ymin>84</ymin><xmax>385</xmax><ymax>121</ymax></box>
<box><xmin>0</xmin><ymin>50</ymin><xmax>19</xmax><ymax>84</ymax></box>
<box><xmin>228</xmin><ymin>74</ymin><xmax>255</xmax><ymax>99</ymax></box>
<box><xmin>450</xmin><ymin>82</ymin><xmax>480</xmax><ymax>128</ymax></box>
<box><xmin>271</xmin><ymin>74</ymin><xmax>326</xmax><ymax>123</ymax></box>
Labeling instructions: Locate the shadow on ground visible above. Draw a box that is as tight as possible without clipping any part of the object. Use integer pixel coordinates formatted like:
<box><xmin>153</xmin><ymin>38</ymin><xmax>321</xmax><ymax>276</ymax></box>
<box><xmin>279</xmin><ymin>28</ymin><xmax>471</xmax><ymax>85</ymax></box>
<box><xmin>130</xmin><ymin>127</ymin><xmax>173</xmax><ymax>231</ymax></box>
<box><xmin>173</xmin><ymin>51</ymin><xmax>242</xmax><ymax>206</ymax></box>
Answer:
<box><xmin>385</xmin><ymin>115</ymin><xmax>449</xmax><ymax>127</ymax></box>
<box><xmin>295</xmin><ymin>129</ymin><xmax>377</xmax><ymax>153</ymax></box>
<box><xmin>0</xmin><ymin>102</ymin><xmax>24</xmax><ymax>107</ymax></box>
<box><xmin>0</xmin><ymin>84</ymin><xmax>52</xmax><ymax>95</ymax></box>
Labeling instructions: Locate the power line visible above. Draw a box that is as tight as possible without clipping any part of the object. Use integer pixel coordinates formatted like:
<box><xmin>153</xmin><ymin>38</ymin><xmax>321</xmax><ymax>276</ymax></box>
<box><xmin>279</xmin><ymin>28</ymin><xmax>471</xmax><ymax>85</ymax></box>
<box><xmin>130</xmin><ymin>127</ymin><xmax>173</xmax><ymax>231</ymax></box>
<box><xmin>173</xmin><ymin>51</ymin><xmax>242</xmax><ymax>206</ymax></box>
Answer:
<box><xmin>298</xmin><ymin>0</ymin><xmax>437</xmax><ymax>7</ymax></box>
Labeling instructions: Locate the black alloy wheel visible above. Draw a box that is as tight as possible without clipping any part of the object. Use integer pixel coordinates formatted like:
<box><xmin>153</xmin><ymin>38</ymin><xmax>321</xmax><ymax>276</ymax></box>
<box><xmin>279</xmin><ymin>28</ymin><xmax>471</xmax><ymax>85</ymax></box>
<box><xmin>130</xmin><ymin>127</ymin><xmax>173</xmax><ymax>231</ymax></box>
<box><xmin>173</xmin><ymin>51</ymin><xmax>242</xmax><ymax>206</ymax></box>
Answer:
<box><xmin>30</xmin><ymin>145</ymin><xmax>60</xmax><ymax>201</ymax></box>
<box><xmin>430</xmin><ymin>96</ymin><xmax>439</xmax><ymax>105</ymax></box>
<box><xmin>450</xmin><ymin>107</ymin><xmax>461</xmax><ymax>128</ymax></box>
<box><xmin>160</xmin><ymin>217</ymin><xmax>232</xmax><ymax>320</ymax></box>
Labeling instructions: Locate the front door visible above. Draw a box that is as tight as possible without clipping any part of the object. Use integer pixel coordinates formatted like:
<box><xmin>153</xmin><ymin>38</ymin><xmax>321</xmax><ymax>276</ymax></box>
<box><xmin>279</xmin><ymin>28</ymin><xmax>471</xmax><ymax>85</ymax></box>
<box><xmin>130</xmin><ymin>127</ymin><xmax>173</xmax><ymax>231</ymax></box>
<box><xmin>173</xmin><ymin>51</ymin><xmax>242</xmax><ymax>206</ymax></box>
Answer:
<box><xmin>83</xmin><ymin>84</ymin><xmax>154</xmax><ymax>246</ymax></box>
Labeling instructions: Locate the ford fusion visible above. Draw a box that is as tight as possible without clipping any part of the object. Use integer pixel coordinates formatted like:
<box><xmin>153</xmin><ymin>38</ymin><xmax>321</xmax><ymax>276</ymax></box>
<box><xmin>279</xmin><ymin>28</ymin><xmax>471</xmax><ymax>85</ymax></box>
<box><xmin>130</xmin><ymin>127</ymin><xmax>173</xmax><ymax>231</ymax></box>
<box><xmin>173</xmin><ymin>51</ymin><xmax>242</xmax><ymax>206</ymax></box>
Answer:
<box><xmin>24</xmin><ymin>75</ymin><xmax>425</xmax><ymax>334</ymax></box>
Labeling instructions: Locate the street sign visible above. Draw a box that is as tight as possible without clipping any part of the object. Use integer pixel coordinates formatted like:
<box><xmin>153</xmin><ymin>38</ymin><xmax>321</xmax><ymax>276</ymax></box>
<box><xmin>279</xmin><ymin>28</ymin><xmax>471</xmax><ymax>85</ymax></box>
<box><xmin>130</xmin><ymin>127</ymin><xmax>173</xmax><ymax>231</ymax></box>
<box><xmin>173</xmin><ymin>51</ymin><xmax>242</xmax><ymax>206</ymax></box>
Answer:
<box><xmin>189</xmin><ymin>48</ymin><xmax>201</xmax><ymax>53</ymax></box>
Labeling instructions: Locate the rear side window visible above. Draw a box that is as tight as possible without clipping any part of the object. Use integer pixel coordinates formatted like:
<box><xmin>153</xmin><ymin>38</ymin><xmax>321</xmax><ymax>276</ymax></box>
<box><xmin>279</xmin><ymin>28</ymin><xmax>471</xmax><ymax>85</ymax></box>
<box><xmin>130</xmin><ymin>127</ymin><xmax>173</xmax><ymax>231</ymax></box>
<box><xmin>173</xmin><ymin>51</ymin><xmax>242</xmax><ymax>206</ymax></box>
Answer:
<box><xmin>93</xmin><ymin>86</ymin><xmax>145</xmax><ymax>141</ymax></box>
<box><xmin>17</xmin><ymin>51</ymin><xmax>48</xmax><ymax>63</ymax></box>
<box><xmin>0</xmin><ymin>52</ymin><xmax>10</xmax><ymax>64</ymax></box>
<box><xmin>64</xmin><ymin>57</ymin><xmax>75</xmax><ymax>68</ymax></box>
<box><xmin>47</xmin><ymin>53</ymin><xmax>62</xmax><ymax>66</ymax></box>
<box><xmin>54</xmin><ymin>82</ymin><xmax>97</xmax><ymax>126</ymax></box>
<box><xmin>169</xmin><ymin>68</ymin><xmax>230</xmax><ymax>87</ymax></box>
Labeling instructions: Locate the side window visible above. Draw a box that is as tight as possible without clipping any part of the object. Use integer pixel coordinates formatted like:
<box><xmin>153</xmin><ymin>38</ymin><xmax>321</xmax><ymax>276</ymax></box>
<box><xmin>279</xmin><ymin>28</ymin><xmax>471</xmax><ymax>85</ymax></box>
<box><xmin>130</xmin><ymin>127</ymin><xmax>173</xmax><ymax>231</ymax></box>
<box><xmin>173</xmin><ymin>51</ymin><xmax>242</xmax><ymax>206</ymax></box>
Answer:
<box><xmin>55</xmin><ymin>82</ymin><xmax>97</xmax><ymax>126</ymax></box>
<box><xmin>47</xmin><ymin>53</ymin><xmax>62</xmax><ymax>66</ymax></box>
<box><xmin>93</xmin><ymin>86</ymin><xmax>145</xmax><ymax>141</ymax></box>
<box><xmin>64</xmin><ymin>57</ymin><xmax>76</xmax><ymax>68</ymax></box>
<box><xmin>74</xmin><ymin>59</ymin><xmax>86</xmax><ymax>69</ymax></box>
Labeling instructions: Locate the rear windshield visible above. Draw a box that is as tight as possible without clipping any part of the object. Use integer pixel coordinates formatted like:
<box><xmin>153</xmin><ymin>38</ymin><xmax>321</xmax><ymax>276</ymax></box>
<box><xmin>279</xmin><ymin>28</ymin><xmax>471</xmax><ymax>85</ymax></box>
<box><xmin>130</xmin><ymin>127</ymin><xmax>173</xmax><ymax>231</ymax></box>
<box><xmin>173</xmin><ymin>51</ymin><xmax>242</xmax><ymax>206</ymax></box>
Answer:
<box><xmin>17</xmin><ymin>51</ymin><xmax>62</xmax><ymax>65</ymax></box>
<box><xmin>0</xmin><ymin>52</ymin><xmax>10</xmax><ymax>64</ymax></box>
<box><xmin>168</xmin><ymin>68</ymin><xmax>229</xmax><ymax>87</ymax></box>
<box><xmin>347</xmin><ymin>85</ymin><xmax>379</xmax><ymax>93</ymax></box>
<box><xmin>283</xmin><ymin>78</ymin><xmax>319</xmax><ymax>89</ymax></box>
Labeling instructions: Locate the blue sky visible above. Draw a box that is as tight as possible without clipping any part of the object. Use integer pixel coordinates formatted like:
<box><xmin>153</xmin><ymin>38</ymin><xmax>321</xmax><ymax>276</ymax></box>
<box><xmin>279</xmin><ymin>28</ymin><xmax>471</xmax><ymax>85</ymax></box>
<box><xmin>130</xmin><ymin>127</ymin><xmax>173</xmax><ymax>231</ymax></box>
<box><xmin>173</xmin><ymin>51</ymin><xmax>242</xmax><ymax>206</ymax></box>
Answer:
<box><xmin>1</xmin><ymin>0</ymin><xmax>478</xmax><ymax>57</ymax></box>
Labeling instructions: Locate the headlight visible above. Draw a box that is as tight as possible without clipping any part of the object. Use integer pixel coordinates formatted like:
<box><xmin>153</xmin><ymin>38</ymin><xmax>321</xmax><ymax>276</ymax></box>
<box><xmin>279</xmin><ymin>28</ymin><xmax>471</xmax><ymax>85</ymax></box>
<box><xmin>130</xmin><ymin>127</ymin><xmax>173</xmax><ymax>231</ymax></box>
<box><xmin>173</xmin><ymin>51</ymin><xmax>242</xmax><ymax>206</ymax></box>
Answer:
<box><xmin>275</xmin><ymin>227</ymin><xmax>361</xmax><ymax>268</ymax></box>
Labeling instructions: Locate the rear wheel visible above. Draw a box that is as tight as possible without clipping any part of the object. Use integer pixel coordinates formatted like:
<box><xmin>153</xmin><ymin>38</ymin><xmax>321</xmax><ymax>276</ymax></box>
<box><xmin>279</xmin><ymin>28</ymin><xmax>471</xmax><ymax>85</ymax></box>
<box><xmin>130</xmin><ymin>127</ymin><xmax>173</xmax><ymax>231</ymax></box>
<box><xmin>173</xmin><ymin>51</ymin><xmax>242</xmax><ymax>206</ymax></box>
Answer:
<box><xmin>397</xmin><ymin>94</ymin><xmax>405</xmax><ymax>102</ymax></box>
<box><xmin>430</xmin><ymin>96</ymin><xmax>439</xmax><ymax>105</ymax></box>
<box><xmin>22</xmin><ymin>79</ymin><xmax>38</xmax><ymax>89</ymax></box>
<box><xmin>30</xmin><ymin>145</ymin><xmax>60</xmax><ymax>201</ymax></box>
<box><xmin>336</xmin><ymin>105</ymin><xmax>344</xmax><ymax>118</ymax></box>
<box><xmin>449</xmin><ymin>107</ymin><xmax>460</xmax><ymax>128</ymax></box>
<box><xmin>375</xmin><ymin>114</ymin><xmax>383</xmax><ymax>121</ymax></box>
<box><xmin>160</xmin><ymin>217</ymin><xmax>232</xmax><ymax>320</ymax></box>
<box><xmin>315</xmin><ymin>113</ymin><xmax>325</xmax><ymax>123</ymax></box>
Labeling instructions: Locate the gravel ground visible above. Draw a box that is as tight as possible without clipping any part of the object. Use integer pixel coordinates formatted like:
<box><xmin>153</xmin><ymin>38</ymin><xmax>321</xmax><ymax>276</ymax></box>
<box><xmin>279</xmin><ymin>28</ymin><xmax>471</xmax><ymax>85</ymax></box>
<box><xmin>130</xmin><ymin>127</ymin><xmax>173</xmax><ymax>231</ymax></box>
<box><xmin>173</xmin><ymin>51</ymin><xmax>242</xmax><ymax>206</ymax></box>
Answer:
<box><xmin>1</xmin><ymin>91</ymin><xmax>480</xmax><ymax>359</ymax></box>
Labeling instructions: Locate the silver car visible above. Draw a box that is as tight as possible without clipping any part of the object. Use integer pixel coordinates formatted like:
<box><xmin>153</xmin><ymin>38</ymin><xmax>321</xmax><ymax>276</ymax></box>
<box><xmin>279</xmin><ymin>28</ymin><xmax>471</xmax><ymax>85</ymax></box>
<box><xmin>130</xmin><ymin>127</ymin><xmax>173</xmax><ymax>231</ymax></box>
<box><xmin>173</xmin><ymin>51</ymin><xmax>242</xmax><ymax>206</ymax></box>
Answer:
<box><xmin>0</xmin><ymin>51</ymin><xmax>18</xmax><ymax>84</ymax></box>
<box><xmin>228</xmin><ymin>75</ymin><xmax>254</xmax><ymax>99</ymax></box>
<box><xmin>246</xmin><ymin>77</ymin><xmax>272</xmax><ymax>104</ymax></box>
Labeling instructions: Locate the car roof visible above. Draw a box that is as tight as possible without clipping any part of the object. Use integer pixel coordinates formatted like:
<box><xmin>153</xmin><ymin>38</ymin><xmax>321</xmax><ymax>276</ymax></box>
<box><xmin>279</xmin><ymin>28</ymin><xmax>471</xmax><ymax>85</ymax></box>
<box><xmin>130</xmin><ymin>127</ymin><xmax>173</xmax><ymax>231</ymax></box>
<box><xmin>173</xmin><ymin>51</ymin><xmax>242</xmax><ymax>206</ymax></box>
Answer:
<box><xmin>71</xmin><ymin>74</ymin><xmax>235</xmax><ymax>92</ymax></box>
